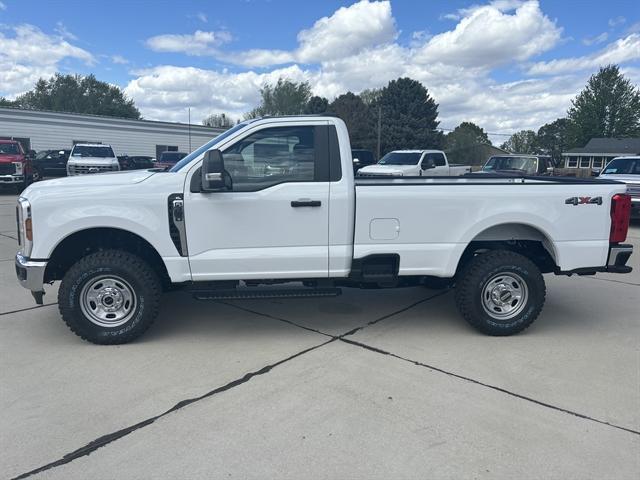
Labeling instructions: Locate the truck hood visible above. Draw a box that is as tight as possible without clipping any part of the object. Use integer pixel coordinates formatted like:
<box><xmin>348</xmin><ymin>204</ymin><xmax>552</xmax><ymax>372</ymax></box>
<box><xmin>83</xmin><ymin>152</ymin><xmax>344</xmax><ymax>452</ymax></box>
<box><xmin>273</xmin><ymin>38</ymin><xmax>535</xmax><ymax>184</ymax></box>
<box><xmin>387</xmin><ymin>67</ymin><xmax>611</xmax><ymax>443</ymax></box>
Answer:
<box><xmin>599</xmin><ymin>174</ymin><xmax>640</xmax><ymax>184</ymax></box>
<box><xmin>357</xmin><ymin>164</ymin><xmax>415</xmax><ymax>176</ymax></box>
<box><xmin>24</xmin><ymin>170</ymin><xmax>157</xmax><ymax>194</ymax></box>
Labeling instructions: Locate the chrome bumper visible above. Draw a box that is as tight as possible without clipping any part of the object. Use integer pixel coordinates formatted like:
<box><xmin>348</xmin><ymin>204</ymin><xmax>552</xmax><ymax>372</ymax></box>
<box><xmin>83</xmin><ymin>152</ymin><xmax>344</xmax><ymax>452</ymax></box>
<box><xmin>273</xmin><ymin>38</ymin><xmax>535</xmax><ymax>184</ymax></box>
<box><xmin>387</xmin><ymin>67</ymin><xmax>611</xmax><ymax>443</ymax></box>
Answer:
<box><xmin>15</xmin><ymin>253</ymin><xmax>47</xmax><ymax>304</ymax></box>
<box><xmin>0</xmin><ymin>175</ymin><xmax>23</xmax><ymax>183</ymax></box>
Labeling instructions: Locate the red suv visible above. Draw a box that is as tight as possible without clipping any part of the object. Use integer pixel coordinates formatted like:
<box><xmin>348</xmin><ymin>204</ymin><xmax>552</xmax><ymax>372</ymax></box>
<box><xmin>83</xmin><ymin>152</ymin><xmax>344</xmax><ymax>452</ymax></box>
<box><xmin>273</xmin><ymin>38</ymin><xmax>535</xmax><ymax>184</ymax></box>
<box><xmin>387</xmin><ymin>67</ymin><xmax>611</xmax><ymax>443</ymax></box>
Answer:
<box><xmin>0</xmin><ymin>140</ymin><xmax>35</xmax><ymax>193</ymax></box>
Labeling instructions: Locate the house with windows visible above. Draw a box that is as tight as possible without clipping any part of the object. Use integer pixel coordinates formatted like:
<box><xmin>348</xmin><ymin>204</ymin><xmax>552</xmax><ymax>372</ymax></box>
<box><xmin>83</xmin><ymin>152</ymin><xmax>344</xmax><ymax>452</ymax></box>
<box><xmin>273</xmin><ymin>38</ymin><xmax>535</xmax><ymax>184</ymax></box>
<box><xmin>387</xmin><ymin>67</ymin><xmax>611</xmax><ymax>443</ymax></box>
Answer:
<box><xmin>562</xmin><ymin>137</ymin><xmax>640</xmax><ymax>172</ymax></box>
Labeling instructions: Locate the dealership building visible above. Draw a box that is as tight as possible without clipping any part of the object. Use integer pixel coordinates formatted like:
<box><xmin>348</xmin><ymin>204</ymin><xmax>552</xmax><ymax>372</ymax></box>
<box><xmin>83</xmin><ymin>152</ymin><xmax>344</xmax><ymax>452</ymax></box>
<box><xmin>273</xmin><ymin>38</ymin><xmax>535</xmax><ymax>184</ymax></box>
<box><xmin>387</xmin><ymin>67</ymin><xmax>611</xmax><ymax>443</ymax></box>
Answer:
<box><xmin>0</xmin><ymin>107</ymin><xmax>225</xmax><ymax>158</ymax></box>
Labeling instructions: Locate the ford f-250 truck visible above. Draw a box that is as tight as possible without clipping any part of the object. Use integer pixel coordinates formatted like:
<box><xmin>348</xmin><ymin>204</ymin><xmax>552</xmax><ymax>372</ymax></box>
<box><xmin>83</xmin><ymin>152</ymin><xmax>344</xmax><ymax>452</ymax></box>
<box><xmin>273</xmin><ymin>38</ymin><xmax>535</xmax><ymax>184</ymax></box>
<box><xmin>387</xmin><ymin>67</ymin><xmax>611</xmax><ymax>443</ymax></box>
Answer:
<box><xmin>15</xmin><ymin>116</ymin><xmax>633</xmax><ymax>344</ymax></box>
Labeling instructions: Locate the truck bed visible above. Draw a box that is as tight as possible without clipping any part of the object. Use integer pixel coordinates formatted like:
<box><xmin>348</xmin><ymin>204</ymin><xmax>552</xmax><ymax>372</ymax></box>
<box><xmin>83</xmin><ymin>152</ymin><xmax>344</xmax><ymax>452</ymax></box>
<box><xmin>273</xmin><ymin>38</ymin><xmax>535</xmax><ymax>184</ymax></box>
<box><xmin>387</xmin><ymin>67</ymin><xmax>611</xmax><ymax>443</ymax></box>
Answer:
<box><xmin>353</xmin><ymin>175</ymin><xmax>626</xmax><ymax>277</ymax></box>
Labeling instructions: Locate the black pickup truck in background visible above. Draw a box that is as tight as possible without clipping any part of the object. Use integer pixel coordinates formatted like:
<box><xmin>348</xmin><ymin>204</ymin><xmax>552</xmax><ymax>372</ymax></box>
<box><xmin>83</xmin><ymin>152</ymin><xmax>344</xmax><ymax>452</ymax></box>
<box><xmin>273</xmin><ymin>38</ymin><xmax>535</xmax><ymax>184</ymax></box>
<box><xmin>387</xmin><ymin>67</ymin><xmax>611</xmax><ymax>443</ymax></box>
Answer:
<box><xmin>476</xmin><ymin>154</ymin><xmax>556</xmax><ymax>176</ymax></box>
<box><xmin>33</xmin><ymin>149</ymin><xmax>70</xmax><ymax>177</ymax></box>
<box><xmin>351</xmin><ymin>149</ymin><xmax>376</xmax><ymax>173</ymax></box>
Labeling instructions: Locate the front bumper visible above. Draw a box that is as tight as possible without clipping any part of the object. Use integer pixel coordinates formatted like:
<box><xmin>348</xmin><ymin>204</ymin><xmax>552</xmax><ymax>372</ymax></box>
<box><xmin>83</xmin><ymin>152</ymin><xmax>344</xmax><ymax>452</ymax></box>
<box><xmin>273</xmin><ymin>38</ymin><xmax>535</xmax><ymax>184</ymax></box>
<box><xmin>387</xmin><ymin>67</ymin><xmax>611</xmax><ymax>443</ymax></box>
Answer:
<box><xmin>15</xmin><ymin>253</ymin><xmax>47</xmax><ymax>304</ymax></box>
<box><xmin>0</xmin><ymin>175</ymin><xmax>24</xmax><ymax>184</ymax></box>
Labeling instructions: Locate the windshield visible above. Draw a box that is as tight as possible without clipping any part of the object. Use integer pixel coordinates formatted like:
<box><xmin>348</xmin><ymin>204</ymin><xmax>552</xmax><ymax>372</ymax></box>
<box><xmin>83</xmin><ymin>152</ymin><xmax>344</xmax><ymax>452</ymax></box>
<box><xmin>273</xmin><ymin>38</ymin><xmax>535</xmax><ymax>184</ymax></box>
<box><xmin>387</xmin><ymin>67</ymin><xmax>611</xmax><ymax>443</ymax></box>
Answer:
<box><xmin>72</xmin><ymin>146</ymin><xmax>115</xmax><ymax>158</ymax></box>
<box><xmin>602</xmin><ymin>158</ymin><xmax>640</xmax><ymax>175</ymax></box>
<box><xmin>483</xmin><ymin>156</ymin><xmax>537</xmax><ymax>173</ymax></box>
<box><xmin>170</xmin><ymin>122</ymin><xmax>250</xmax><ymax>172</ymax></box>
<box><xmin>378</xmin><ymin>152</ymin><xmax>422</xmax><ymax>166</ymax></box>
<box><xmin>0</xmin><ymin>143</ymin><xmax>20</xmax><ymax>155</ymax></box>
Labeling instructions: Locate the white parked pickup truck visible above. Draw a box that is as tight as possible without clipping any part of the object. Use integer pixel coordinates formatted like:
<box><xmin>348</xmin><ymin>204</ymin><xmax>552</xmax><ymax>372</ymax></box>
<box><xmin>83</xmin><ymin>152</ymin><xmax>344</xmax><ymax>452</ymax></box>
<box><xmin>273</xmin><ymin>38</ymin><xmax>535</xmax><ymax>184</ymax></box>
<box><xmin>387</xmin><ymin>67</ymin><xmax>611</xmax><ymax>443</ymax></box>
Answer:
<box><xmin>15</xmin><ymin>116</ymin><xmax>633</xmax><ymax>344</ymax></box>
<box><xmin>599</xmin><ymin>156</ymin><xmax>640</xmax><ymax>218</ymax></box>
<box><xmin>357</xmin><ymin>150</ymin><xmax>471</xmax><ymax>177</ymax></box>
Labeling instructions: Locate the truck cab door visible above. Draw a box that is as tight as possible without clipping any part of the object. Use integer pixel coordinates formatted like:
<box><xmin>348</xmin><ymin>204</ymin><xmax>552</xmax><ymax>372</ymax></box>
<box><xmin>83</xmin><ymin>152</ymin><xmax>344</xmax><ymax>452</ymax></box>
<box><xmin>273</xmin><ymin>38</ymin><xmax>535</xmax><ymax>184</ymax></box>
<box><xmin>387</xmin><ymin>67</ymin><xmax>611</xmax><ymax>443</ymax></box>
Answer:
<box><xmin>184</xmin><ymin>122</ymin><xmax>331</xmax><ymax>281</ymax></box>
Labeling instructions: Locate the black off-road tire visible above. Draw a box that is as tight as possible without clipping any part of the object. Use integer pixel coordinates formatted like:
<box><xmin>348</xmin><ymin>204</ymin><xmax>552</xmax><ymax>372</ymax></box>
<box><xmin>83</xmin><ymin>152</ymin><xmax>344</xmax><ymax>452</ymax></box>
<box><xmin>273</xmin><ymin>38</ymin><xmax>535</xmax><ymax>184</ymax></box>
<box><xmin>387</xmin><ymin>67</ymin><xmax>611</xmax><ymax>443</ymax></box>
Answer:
<box><xmin>454</xmin><ymin>250</ymin><xmax>546</xmax><ymax>336</ymax></box>
<box><xmin>58</xmin><ymin>250</ymin><xmax>161</xmax><ymax>344</ymax></box>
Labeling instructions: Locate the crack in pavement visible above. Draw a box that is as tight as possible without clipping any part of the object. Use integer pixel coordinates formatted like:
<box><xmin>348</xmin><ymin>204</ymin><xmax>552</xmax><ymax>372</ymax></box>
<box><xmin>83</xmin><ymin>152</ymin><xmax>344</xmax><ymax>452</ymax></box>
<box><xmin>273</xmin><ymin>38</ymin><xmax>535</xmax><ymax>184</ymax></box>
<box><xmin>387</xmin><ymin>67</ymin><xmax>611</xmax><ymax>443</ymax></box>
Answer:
<box><xmin>222</xmin><ymin>289</ymin><xmax>452</xmax><ymax>340</ymax></box>
<box><xmin>339</xmin><ymin>337</ymin><xmax>640</xmax><ymax>437</ymax></box>
<box><xmin>11</xmin><ymin>338</ymin><xmax>337</xmax><ymax>480</ymax></box>
<box><xmin>0</xmin><ymin>303</ymin><xmax>57</xmax><ymax>317</ymax></box>
<box><xmin>0</xmin><ymin>232</ymin><xmax>17</xmax><ymax>240</ymax></box>
<box><xmin>583</xmin><ymin>276</ymin><xmax>640</xmax><ymax>287</ymax></box>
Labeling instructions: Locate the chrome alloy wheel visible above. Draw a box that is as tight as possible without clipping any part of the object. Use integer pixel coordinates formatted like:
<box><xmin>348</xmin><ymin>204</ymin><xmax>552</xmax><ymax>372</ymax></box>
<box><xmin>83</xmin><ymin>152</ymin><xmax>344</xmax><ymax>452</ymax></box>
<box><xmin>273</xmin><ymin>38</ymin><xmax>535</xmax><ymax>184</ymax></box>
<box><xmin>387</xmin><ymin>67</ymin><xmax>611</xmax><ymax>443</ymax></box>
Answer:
<box><xmin>80</xmin><ymin>275</ymin><xmax>137</xmax><ymax>327</ymax></box>
<box><xmin>481</xmin><ymin>272</ymin><xmax>529</xmax><ymax>321</ymax></box>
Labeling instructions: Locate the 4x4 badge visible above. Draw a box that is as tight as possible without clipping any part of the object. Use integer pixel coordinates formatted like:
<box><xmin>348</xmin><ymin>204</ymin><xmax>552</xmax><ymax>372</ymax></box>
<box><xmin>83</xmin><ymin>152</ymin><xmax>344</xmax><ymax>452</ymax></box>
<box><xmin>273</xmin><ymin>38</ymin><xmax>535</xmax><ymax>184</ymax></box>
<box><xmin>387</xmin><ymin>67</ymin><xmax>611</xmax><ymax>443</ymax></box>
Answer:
<box><xmin>565</xmin><ymin>196</ymin><xmax>602</xmax><ymax>206</ymax></box>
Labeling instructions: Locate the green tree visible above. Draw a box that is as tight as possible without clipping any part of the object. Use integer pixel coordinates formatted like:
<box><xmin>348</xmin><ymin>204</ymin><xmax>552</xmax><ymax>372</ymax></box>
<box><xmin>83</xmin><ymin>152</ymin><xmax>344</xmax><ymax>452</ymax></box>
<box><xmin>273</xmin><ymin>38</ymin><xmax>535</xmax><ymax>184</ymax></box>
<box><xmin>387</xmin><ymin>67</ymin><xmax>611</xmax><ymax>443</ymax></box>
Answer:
<box><xmin>0</xmin><ymin>97</ymin><xmax>17</xmax><ymax>107</ymax></box>
<box><xmin>378</xmin><ymin>78</ymin><xmax>443</xmax><ymax>153</ymax></box>
<box><xmin>328</xmin><ymin>92</ymin><xmax>375</xmax><ymax>151</ymax></box>
<box><xmin>444</xmin><ymin>122</ymin><xmax>492</xmax><ymax>165</ymax></box>
<box><xmin>500</xmin><ymin>130</ymin><xmax>538</xmax><ymax>153</ymax></box>
<box><xmin>537</xmin><ymin>118</ymin><xmax>570</xmax><ymax>162</ymax></box>
<box><xmin>360</xmin><ymin>88</ymin><xmax>382</xmax><ymax>107</ymax></box>
<box><xmin>202</xmin><ymin>113</ymin><xmax>234</xmax><ymax>128</ymax></box>
<box><xmin>13</xmin><ymin>74</ymin><xmax>141</xmax><ymax>119</ymax></box>
<box><xmin>567</xmin><ymin>65</ymin><xmax>640</xmax><ymax>146</ymax></box>
<box><xmin>246</xmin><ymin>78</ymin><xmax>312</xmax><ymax>118</ymax></box>
<box><xmin>445</xmin><ymin>122</ymin><xmax>491</xmax><ymax>150</ymax></box>
<box><xmin>304</xmin><ymin>95</ymin><xmax>329</xmax><ymax>114</ymax></box>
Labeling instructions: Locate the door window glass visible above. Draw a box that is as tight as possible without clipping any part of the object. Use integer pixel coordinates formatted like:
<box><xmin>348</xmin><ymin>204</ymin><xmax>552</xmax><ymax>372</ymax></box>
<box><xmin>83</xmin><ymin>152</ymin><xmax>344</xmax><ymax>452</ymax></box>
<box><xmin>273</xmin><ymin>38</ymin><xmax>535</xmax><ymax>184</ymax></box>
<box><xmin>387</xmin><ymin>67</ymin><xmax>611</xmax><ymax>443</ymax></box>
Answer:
<box><xmin>425</xmin><ymin>152</ymin><xmax>446</xmax><ymax>166</ymax></box>
<box><xmin>223</xmin><ymin>126</ymin><xmax>316</xmax><ymax>191</ymax></box>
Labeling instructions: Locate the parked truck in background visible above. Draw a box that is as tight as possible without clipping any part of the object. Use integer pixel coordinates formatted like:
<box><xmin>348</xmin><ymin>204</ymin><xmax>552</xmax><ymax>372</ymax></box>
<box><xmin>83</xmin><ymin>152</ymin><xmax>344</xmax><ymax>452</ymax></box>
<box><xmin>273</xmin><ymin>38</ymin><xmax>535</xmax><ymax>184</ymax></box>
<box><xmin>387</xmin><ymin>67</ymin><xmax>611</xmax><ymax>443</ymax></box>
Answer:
<box><xmin>67</xmin><ymin>144</ymin><xmax>120</xmax><ymax>176</ymax></box>
<box><xmin>357</xmin><ymin>150</ymin><xmax>471</xmax><ymax>177</ymax></box>
<box><xmin>15</xmin><ymin>116</ymin><xmax>633</xmax><ymax>344</ymax></box>
<box><xmin>0</xmin><ymin>139</ymin><xmax>35</xmax><ymax>192</ymax></box>
<box><xmin>599</xmin><ymin>156</ymin><xmax>640</xmax><ymax>218</ymax></box>
<box><xmin>477</xmin><ymin>154</ymin><xmax>555</xmax><ymax>176</ymax></box>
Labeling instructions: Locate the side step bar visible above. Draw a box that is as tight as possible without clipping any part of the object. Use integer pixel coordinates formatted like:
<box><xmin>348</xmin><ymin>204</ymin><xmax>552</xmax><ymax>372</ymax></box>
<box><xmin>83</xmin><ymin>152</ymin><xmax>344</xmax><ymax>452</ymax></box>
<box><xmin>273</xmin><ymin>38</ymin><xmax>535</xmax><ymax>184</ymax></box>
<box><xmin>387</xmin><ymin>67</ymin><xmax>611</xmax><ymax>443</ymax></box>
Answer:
<box><xmin>192</xmin><ymin>287</ymin><xmax>342</xmax><ymax>300</ymax></box>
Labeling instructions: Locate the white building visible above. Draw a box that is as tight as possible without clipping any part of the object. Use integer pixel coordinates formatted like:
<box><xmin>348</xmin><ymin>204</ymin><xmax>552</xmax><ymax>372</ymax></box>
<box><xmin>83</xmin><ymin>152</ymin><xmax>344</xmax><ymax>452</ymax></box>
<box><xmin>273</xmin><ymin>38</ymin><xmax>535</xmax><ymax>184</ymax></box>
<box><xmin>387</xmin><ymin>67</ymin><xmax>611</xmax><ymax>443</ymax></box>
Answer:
<box><xmin>0</xmin><ymin>107</ymin><xmax>225</xmax><ymax>158</ymax></box>
<box><xmin>562</xmin><ymin>137</ymin><xmax>640</xmax><ymax>171</ymax></box>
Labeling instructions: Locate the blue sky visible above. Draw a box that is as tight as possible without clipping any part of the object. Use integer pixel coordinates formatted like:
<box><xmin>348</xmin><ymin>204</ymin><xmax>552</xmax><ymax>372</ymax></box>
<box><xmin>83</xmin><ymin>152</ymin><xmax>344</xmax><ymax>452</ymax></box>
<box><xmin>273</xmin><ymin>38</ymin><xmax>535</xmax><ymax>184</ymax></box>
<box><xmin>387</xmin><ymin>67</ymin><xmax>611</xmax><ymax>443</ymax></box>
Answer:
<box><xmin>1</xmin><ymin>0</ymin><xmax>639</xmax><ymax>137</ymax></box>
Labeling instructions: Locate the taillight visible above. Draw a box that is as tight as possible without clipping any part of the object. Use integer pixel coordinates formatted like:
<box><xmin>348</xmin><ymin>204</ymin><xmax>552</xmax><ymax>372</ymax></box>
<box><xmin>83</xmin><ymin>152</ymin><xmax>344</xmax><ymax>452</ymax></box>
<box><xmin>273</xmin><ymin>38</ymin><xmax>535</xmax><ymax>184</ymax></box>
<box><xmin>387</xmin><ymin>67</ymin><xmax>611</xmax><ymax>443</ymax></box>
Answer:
<box><xmin>610</xmin><ymin>193</ymin><xmax>631</xmax><ymax>243</ymax></box>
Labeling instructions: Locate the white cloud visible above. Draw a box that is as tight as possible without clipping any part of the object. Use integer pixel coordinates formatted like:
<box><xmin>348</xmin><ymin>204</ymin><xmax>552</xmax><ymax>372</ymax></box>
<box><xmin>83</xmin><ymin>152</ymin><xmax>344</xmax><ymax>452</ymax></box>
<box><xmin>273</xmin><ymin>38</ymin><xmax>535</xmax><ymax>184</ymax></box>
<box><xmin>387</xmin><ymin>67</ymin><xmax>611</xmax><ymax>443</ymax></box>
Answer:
<box><xmin>148</xmin><ymin>0</ymin><xmax>397</xmax><ymax>68</ymax></box>
<box><xmin>196</xmin><ymin>12</ymin><xmax>207</xmax><ymax>23</ymax></box>
<box><xmin>528</xmin><ymin>33</ymin><xmax>640</xmax><ymax>75</ymax></box>
<box><xmin>0</xmin><ymin>24</ymin><xmax>94</xmax><ymax>97</ymax></box>
<box><xmin>54</xmin><ymin>21</ymin><xmax>77</xmax><ymax>40</ymax></box>
<box><xmin>609</xmin><ymin>16</ymin><xmax>626</xmax><ymax>28</ymax></box>
<box><xmin>0</xmin><ymin>1</ymin><xmax>6</xmax><ymax>11</ymax></box>
<box><xmin>111</xmin><ymin>54</ymin><xmax>129</xmax><ymax>65</ymax></box>
<box><xmin>125</xmin><ymin>0</ymin><xmax>598</xmax><ymax>133</ymax></box>
<box><xmin>145</xmin><ymin>30</ymin><xmax>232</xmax><ymax>56</ymax></box>
<box><xmin>582</xmin><ymin>32</ymin><xmax>608</xmax><ymax>46</ymax></box>
<box><xmin>414</xmin><ymin>1</ymin><xmax>561</xmax><ymax>68</ymax></box>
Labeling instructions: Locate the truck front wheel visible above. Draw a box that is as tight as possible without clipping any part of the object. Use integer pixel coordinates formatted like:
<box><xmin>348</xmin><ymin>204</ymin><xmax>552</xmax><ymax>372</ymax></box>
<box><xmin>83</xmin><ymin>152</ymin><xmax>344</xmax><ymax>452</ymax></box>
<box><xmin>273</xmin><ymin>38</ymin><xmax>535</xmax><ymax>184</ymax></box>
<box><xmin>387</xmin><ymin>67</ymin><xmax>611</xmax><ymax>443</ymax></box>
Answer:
<box><xmin>58</xmin><ymin>250</ymin><xmax>161</xmax><ymax>344</ymax></box>
<box><xmin>455</xmin><ymin>250</ymin><xmax>546</xmax><ymax>336</ymax></box>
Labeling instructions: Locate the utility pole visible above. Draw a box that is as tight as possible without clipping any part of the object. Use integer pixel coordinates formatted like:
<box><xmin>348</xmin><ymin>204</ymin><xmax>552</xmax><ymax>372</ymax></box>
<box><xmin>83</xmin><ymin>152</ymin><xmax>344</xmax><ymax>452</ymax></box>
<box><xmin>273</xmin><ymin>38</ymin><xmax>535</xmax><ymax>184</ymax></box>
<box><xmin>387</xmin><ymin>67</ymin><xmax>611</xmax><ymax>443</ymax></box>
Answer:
<box><xmin>376</xmin><ymin>105</ymin><xmax>382</xmax><ymax>160</ymax></box>
<box><xmin>188</xmin><ymin>107</ymin><xmax>192</xmax><ymax>153</ymax></box>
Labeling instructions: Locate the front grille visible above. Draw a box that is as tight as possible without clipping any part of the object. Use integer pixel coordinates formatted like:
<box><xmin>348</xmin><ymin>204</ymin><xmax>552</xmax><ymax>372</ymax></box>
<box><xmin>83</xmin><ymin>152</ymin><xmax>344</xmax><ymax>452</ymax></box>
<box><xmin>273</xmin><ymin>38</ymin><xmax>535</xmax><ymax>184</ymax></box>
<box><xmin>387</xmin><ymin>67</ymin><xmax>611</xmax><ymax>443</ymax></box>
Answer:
<box><xmin>69</xmin><ymin>164</ymin><xmax>117</xmax><ymax>175</ymax></box>
<box><xmin>0</xmin><ymin>163</ymin><xmax>16</xmax><ymax>175</ymax></box>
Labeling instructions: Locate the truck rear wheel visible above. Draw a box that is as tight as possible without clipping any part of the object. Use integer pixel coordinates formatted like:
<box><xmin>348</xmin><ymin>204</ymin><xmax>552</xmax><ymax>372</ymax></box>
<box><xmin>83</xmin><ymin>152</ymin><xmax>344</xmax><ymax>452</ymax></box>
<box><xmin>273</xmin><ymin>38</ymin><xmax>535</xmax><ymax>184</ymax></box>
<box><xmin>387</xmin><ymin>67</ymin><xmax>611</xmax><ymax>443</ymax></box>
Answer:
<box><xmin>455</xmin><ymin>250</ymin><xmax>545</xmax><ymax>336</ymax></box>
<box><xmin>58</xmin><ymin>250</ymin><xmax>161</xmax><ymax>344</ymax></box>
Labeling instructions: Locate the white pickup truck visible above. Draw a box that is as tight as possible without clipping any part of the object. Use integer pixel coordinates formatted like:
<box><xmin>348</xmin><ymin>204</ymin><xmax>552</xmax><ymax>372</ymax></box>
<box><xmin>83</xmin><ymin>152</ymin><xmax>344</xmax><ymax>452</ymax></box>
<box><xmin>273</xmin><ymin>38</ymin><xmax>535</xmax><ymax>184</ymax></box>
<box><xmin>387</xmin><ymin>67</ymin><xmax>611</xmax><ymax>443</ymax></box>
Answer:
<box><xmin>15</xmin><ymin>116</ymin><xmax>633</xmax><ymax>344</ymax></box>
<box><xmin>357</xmin><ymin>150</ymin><xmax>471</xmax><ymax>177</ymax></box>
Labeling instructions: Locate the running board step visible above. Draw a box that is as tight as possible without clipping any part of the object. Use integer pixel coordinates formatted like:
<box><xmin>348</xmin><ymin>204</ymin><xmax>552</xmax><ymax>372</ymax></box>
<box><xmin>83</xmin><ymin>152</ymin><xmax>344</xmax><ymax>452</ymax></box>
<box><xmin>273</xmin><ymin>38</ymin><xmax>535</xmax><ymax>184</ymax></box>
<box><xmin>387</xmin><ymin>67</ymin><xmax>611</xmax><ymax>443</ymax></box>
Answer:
<box><xmin>192</xmin><ymin>287</ymin><xmax>342</xmax><ymax>300</ymax></box>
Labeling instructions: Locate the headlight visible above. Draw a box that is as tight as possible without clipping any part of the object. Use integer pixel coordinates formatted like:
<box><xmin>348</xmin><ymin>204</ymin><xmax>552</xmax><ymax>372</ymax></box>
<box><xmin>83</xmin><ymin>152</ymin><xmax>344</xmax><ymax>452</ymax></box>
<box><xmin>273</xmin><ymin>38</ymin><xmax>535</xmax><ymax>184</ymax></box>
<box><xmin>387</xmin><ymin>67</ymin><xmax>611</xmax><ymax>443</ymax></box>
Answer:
<box><xmin>13</xmin><ymin>162</ymin><xmax>23</xmax><ymax>175</ymax></box>
<box><xmin>17</xmin><ymin>197</ymin><xmax>33</xmax><ymax>257</ymax></box>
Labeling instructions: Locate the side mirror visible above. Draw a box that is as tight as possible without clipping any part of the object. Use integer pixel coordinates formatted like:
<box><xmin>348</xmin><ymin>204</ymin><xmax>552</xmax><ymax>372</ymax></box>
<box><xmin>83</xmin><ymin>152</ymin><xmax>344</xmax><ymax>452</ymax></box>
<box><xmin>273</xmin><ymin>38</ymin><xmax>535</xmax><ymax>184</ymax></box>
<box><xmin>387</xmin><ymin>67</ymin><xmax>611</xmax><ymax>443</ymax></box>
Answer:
<box><xmin>201</xmin><ymin>149</ymin><xmax>227</xmax><ymax>192</ymax></box>
<box><xmin>59</xmin><ymin>150</ymin><xmax>65</xmax><ymax>155</ymax></box>
<box><xmin>353</xmin><ymin>158</ymin><xmax>360</xmax><ymax>164</ymax></box>
<box><xmin>422</xmin><ymin>158</ymin><xmax>435</xmax><ymax>170</ymax></box>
